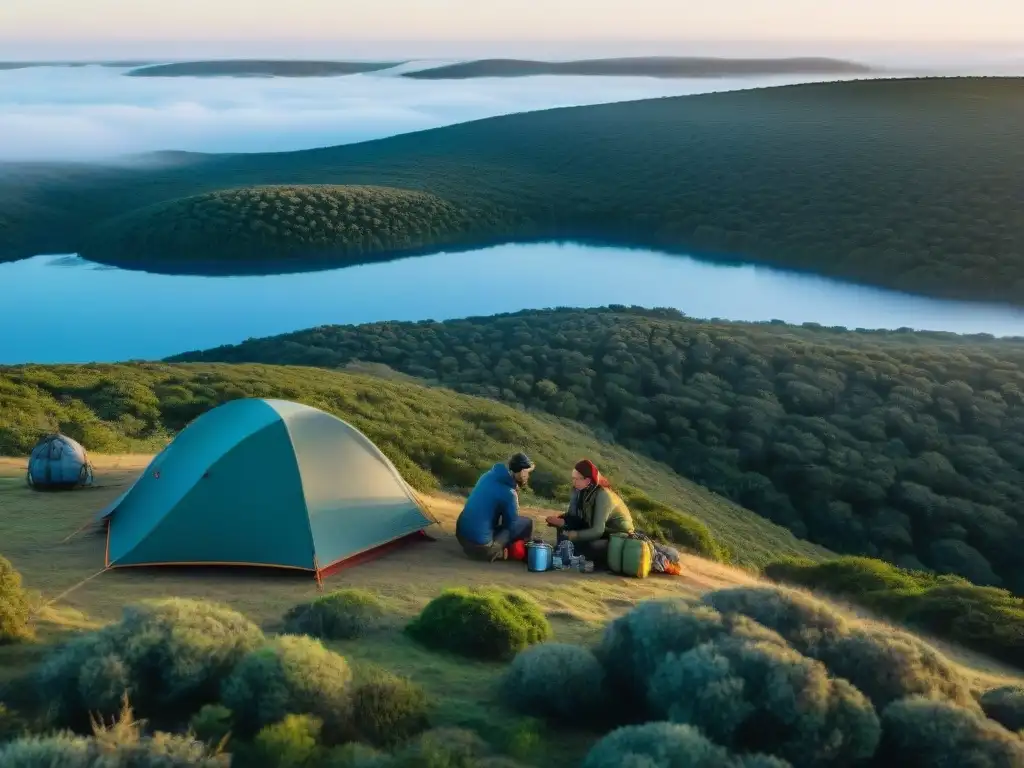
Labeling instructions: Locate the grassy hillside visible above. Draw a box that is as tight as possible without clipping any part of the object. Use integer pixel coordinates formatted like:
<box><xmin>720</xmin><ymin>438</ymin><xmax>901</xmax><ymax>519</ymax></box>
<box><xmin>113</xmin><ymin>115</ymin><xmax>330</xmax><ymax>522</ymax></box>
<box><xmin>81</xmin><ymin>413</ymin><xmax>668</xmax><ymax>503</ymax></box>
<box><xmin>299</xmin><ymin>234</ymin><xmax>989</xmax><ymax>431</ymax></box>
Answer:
<box><xmin>124</xmin><ymin>60</ymin><xmax>401</xmax><ymax>77</ymax></box>
<box><xmin>2</xmin><ymin>470</ymin><xmax>1020</xmax><ymax>765</ymax></box>
<box><xmin>402</xmin><ymin>56</ymin><xmax>875</xmax><ymax>79</ymax></box>
<box><xmin>0</xmin><ymin>361</ymin><xmax>829</xmax><ymax>567</ymax></box>
<box><xmin>1</xmin><ymin>77</ymin><xmax>1023</xmax><ymax>302</ymax></box>
<box><xmin>170</xmin><ymin>306</ymin><xmax>1024</xmax><ymax>594</ymax></box>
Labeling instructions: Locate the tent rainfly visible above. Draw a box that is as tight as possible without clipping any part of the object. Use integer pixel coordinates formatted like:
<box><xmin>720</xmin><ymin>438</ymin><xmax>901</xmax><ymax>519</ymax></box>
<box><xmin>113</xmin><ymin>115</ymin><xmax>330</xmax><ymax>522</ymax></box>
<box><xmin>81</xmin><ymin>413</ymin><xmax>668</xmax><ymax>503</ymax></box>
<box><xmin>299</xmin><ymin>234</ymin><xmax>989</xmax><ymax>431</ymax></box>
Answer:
<box><xmin>27</xmin><ymin>433</ymin><xmax>95</xmax><ymax>490</ymax></box>
<box><xmin>95</xmin><ymin>398</ymin><xmax>436</xmax><ymax>580</ymax></box>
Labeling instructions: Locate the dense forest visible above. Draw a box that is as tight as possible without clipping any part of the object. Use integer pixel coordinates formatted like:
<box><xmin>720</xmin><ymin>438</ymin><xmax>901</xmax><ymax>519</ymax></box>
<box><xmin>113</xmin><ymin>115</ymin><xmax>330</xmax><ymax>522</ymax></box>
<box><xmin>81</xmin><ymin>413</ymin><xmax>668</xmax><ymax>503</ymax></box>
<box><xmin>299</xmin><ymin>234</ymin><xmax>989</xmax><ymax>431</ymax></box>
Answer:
<box><xmin>172</xmin><ymin>307</ymin><xmax>1024</xmax><ymax>593</ymax></box>
<box><xmin>401</xmin><ymin>56</ymin><xmax>874</xmax><ymax>79</ymax></box>
<box><xmin>85</xmin><ymin>185</ymin><xmax>485</xmax><ymax>268</ymax></box>
<box><xmin>1</xmin><ymin>77</ymin><xmax>1023</xmax><ymax>302</ymax></box>
<box><xmin>0</xmin><ymin>360</ymin><xmax>828</xmax><ymax>566</ymax></box>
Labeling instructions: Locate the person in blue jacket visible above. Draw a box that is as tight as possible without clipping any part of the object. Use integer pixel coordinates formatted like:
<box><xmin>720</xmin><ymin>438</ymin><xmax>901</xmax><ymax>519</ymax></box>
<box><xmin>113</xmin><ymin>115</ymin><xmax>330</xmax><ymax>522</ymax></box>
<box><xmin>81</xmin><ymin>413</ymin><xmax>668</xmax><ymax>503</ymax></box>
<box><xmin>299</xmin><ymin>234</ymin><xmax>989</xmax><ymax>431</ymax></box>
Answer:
<box><xmin>455</xmin><ymin>453</ymin><xmax>536</xmax><ymax>561</ymax></box>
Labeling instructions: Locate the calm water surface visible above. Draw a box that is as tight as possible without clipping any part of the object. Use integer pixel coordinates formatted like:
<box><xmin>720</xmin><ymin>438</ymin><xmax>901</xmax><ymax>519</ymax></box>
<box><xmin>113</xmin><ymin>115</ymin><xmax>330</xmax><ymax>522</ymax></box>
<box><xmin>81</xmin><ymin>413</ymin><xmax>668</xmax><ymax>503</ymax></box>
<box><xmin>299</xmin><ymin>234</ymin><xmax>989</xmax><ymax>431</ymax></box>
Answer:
<box><xmin>3</xmin><ymin>243</ymin><xmax>1024</xmax><ymax>364</ymax></box>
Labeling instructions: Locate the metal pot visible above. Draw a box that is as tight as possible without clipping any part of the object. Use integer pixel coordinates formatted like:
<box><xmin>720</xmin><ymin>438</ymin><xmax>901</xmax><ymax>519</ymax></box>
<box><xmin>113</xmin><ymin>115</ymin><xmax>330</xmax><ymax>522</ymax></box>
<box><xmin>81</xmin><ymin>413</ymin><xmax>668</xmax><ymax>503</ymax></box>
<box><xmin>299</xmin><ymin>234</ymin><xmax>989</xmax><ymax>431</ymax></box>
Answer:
<box><xmin>526</xmin><ymin>541</ymin><xmax>553</xmax><ymax>572</ymax></box>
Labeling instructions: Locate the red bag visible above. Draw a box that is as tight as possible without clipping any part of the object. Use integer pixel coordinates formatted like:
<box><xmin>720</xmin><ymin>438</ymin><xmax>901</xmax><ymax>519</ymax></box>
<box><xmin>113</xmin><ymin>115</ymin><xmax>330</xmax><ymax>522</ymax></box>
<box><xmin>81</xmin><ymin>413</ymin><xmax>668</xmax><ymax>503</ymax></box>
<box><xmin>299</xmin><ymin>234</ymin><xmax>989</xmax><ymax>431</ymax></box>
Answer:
<box><xmin>509</xmin><ymin>540</ymin><xmax>527</xmax><ymax>561</ymax></box>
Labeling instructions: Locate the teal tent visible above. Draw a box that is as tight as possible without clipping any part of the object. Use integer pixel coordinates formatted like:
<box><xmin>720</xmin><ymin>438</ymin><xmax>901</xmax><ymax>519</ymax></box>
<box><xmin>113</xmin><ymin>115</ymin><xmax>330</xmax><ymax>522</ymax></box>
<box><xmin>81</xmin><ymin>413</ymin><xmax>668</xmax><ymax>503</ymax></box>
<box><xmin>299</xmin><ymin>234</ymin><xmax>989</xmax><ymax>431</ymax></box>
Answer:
<box><xmin>96</xmin><ymin>398</ymin><xmax>436</xmax><ymax>580</ymax></box>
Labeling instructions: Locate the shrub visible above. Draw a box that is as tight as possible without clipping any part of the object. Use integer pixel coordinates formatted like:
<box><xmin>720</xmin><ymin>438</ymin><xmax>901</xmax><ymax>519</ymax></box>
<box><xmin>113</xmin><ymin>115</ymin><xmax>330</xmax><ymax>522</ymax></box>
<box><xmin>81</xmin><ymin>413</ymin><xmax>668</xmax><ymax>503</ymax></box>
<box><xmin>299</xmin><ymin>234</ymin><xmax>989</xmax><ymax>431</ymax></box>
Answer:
<box><xmin>389</xmin><ymin>727</ymin><xmax>492</xmax><ymax>766</ymax></box>
<box><xmin>244</xmin><ymin>714</ymin><xmax>325</xmax><ymax>768</ymax></box>
<box><xmin>0</xmin><ymin>705</ymin><xmax>230</xmax><ymax>767</ymax></box>
<box><xmin>701</xmin><ymin>586</ymin><xmax>848</xmax><ymax>655</ymax></box>
<box><xmin>811</xmin><ymin>626</ymin><xmax>976</xmax><ymax>710</ymax></box>
<box><xmin>979</xmin><ymin>685</ymin><xmax>1024</xmax><ymax>732</ymax></box>
<box><xmin>324</xmin><ymin>742</ymin><xmax>390</xmax><ymax>767</ymax></box>
<box><xmin>405</xmin><ymin>588</ymin><xmax>551</xmax><ymax>662</ymax></box>
<box><xmin>220</xmin><ymin>634</ymin><xmax>353</xmax><ymax>739</ymax></box>
<box><xmin>581</xmin><ymin>722</ymin><xmax>792</xmax><ymax>768</ymax></box>
<box><xmin>763</xmin><ymin>556</ymin><xmax>929</xmax><ymax>595</ymax></box>
<box><xmin>189</xmin><ymin>704</ymin><xmax>234</xmax><ymax>746</ymax></box>
<box><xmin>501</xmin><ymin>643</ymin><xmax>608</xmax><ymax>726</ymax></box>
<box><xmin>0</xmin><ymin>703</ymin><xmax>27</xmax><ymax>743</ymax></box>
<box><xmin>878</xmin><ymin>696</ymin><xmax>1024</xmax><ymax>766</ymax></box>
<box><xmin>283</xmin><ymin>589</ymin><xmax>386</xmax><ymax>641</ymax></box>
<box><xmin>32</xmin><ymin>598</ymin><xmax>264</xmax><ymax>729</ymax></box>
<box><xmin>647</xmin><ymin>636</ymin><xmax>880</xmax><ymax>767</ymax></box>
<box><xmin>0</xmin><ymin>556</ymin><xmax>33</xmax><ymax>644</ymax></box>
<box><xmin>595</xmin><ymin>597</ymin><xmax>786</xmax><ymax>706</ymax></box>
<box><xmin>763</xmin><ymin>555</ymin><xmax>1024</xmax><ymax>669</ymax></box>
<box><xmin>890</xmin><ymin>582</ymin><xmax>1024</xmax><ymax>668</ymax></box>
<box><xmin>618</xmin><ymin>486</ymin><xmax>730</xmax><ymax>562</ymax></box>
<box><xmin>349</xmin><ymin>671</ymin><xmax>431</xmax><ymax>747</ymax></box>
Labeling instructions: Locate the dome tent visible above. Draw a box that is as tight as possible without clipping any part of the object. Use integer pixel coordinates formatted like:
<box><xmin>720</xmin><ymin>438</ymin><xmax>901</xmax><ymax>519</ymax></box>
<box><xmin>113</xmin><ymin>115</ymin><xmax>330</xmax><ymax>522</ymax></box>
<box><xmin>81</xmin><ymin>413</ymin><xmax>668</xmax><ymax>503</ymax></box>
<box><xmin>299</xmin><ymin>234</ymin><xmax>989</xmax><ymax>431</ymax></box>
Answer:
<box><xmin>27</xmin><ymin>434</ymin><xmax>95</xmax><ymax>490</ymax></box>
<box><xmin>94</xmin><ymin>398</ymin><xmax>437</xmax><ymax>581</ymax></box>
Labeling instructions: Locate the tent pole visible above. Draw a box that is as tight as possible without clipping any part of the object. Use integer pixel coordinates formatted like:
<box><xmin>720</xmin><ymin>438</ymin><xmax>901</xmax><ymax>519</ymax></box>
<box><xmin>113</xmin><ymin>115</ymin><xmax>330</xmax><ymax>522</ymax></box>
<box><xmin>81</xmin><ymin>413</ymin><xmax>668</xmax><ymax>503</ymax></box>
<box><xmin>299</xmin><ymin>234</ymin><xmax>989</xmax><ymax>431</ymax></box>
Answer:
<box><xmin>313</xmin><ymin>553</ymin><xmax>324</xmax><ymax>592</ymax></box>
<box><xmin>104</xmin><ymin>520</ymin><xmax>111</xmax><ymax>568</ymax></box>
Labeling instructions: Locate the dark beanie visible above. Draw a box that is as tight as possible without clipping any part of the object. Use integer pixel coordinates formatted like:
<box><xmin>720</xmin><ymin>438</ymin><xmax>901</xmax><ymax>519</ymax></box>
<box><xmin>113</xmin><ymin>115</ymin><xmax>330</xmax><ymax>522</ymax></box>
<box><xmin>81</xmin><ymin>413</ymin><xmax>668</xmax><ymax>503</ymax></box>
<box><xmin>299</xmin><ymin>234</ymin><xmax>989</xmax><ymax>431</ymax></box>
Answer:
<box><xmin>509</xmin><ymin>452</ymin><xmax>535</xmax><ymax>472</ymax></box>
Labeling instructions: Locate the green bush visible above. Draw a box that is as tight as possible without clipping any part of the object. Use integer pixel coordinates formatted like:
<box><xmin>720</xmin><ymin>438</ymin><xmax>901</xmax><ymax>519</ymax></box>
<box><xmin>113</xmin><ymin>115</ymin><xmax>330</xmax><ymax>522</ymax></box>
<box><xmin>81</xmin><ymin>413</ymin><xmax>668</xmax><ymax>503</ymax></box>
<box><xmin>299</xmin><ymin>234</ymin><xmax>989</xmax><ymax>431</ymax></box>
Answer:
<box><xmin>0</xmin><ymin>703</ymin><xmax>27</xmax><ymax>743</ymax></box>
<box><xmin>595</xmin><ymin>597</ymin><xmax>786</xmax><ymax>708</ymax></box>
<box><xmin>890</xmin><ymin>583</ymin><xmax>1024</xmax><ymax>668</ymax></box>
<box><xmin>581</xmin><ymin>722</ymin><xmax>792</xmax><ymax>768</ymax></box>
<box><xmin>762</xmin><ymin>556</ymin><xmax>1024</xmax><ymax>668</ymax></box>
<box><xmin>32</xmin><ymin>598</ymin><xmax>264</xmax><ymax>729</ymax></box>
<box><xmin>282</xmin><ymin>589</ymin><xmax>386</xmax><ymax>641</ymax></box>
<box><xmin>405</xmin><ymin>588</ymin><xmax>551</xmax><ymax>662</ymax></box>
<box><xmin>0</xmin><ymin>556</ymin><xmax>33</xmax><ymax>644</ymax></box>
<box><xmin>220</xmin><ymin>634</ymin><xmax>353</xmax><ymax>739</ymax></box>
<box><xmin>618</xmin><ymin>486</ymin><xmax>730</xmax><ymax>562</ymax></box>
<box><xmin>647</xmin><ymin>636</ymin><xmax>880</xmax><ymax>767</ymax></box>
<box><xmin>878</xmin><ymin>696</ymin><xmax>1024</xmax><ymax>766</ymax></box>
<box><xmin>387</xmin><ymin>727</ymin><xmax>530</xmax><ymax>767</ymax></box>
<box><xmin>244</xmin><ymin>714</ymin><xmax>325</xmax><ymax>768</ymax></box>
<box><xmin>501</xmin><ymin>643</ymin><xmax>607</xmax><ymax>726</ymax></box>
<box><xmin>349</xmin><ymin>671</ymin><xmax>431</xmax><ymax>748</ymax></box>
<box><xmin>979</xmin><ymin>685</ymin><xmax>1024</xmax><ymax>732</ymax></box>
<box><xmin>763</xmin><ymin>556</ymin><xmax>933</xmax><ymax>595</ymax></box>
<box><xmin>324</xmin><ymin>742</ymin><xmax>390</xmax><ymax>767</ymax></box>
<box><xmin>811</xmin><ymin>626</ymin><xmax>976</xmax><ymax>710</ymax></box>
<box><xmin>701</xmin><ymin>585</ymin><xmax>848</xmax><ymax>655</ymax></box>
<box><xmin>189</xmin><ymin>704</ymin><xmax>234</xmax><ymax>747</ymax></box>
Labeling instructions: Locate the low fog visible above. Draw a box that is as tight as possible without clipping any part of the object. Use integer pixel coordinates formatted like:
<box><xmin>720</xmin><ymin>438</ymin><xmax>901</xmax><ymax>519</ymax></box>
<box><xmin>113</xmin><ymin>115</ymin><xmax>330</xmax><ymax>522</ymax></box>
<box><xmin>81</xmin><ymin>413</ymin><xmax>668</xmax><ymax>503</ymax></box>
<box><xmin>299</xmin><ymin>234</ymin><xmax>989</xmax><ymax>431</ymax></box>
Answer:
<box><xmin>1</xmin><ymin>43</ymin><xmax>1021</xmax><ymax>163</ymax></box>
<box><xmin>0</xmin><ymin>65</ymin><xmax>865</xmax><ymax>162</ymax></box>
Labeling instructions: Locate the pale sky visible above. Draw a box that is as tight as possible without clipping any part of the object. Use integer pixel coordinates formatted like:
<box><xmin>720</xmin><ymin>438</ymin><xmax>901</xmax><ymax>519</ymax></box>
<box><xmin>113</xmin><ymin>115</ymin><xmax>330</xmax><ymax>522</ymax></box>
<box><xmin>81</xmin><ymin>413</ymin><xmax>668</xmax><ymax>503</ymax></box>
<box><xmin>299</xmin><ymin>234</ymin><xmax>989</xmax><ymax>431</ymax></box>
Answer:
<box><xmin>1</xmin><ymin>0</ymin><xmax>1021</xmax><ymax>58</ymax></box>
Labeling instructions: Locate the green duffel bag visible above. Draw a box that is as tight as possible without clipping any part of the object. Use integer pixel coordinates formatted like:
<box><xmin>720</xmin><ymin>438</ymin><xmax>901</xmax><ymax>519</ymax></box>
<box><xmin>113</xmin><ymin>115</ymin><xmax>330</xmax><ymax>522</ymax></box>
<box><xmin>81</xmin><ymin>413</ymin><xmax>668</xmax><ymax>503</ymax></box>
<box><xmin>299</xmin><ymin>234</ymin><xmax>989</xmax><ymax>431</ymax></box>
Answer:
<box><xmin>607</xmin><ymin>532</ymin><xmax>628</xmax><ymax>574</ymax></box>
<box><xmin>620</xmin><ymin>535</ymin><xmax>655</xmax><ymax>579</ymax></box>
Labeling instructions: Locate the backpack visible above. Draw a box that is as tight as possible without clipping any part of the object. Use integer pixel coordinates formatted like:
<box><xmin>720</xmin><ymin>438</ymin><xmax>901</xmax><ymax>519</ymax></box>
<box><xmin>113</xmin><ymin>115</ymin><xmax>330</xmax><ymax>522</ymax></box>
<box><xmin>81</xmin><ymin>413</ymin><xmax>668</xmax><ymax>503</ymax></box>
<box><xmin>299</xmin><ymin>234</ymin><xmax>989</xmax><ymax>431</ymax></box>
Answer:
<box><xmin>608</xmin><ymin>532</ymin><xmax>655</xmax><ymax>578</ymax></box>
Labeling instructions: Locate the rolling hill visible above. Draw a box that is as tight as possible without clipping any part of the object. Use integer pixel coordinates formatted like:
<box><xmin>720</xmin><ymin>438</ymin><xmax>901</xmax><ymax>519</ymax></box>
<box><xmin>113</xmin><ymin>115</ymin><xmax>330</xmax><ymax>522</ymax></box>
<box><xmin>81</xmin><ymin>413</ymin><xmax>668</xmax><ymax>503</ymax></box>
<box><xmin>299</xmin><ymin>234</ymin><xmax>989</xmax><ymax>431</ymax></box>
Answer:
<box><xmin>124</xmin><ymin>60</ymin><xmax>402</xmax><ymax>77</ymax></box>
<box><xmin>169</xmin><ymin>306</ymin><xmax>1024</xmax><ymax>594</ymax></box>
<box><xmin>401</xmin><ymin>56</ymin><xmax>875</xmax><ymax>79</ymax></box>
<box><xmin>0</xmin><ymin>77</ymin><xmax>1022</xmax><ymax>304</ymax></box>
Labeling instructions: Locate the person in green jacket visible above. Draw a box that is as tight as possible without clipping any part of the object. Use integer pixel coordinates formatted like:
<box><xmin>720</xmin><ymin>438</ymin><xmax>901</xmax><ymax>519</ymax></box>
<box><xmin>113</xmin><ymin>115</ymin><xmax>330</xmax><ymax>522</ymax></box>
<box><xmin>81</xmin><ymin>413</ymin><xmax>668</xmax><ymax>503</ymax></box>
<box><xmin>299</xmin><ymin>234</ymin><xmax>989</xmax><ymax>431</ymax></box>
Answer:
<box><xmin>545</xmin><ymin>459</ymin><xmax>634</xmax><ymax>568</ymax></box>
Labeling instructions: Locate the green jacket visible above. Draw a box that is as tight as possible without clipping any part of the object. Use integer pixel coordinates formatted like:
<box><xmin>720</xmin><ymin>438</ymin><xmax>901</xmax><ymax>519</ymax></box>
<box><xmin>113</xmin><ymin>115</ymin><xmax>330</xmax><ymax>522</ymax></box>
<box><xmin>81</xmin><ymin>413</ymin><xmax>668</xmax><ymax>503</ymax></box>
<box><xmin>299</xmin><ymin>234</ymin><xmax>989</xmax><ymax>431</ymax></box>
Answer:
<box><xmin>566</xmin><ymin>485</ymin><xmax>635</xmax><ymax>543</ymax></box>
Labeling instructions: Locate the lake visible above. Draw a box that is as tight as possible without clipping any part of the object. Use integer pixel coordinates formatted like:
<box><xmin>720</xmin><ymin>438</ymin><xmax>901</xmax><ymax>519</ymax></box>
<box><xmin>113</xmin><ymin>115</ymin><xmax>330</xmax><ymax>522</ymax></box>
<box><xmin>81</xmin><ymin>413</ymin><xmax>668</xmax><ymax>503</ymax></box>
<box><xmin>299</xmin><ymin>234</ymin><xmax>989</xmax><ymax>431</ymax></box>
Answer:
<box><xmin>3</xmin><ymin>242</ymin><xmax>1024</xmax><ymax>365</ymax></box>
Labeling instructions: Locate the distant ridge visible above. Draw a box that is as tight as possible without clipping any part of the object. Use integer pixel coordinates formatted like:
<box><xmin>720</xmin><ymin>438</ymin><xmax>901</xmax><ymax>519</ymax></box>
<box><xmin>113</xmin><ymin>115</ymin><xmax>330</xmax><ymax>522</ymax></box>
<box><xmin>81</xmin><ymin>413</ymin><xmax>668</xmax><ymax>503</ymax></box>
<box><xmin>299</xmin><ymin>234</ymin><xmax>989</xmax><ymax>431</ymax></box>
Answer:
<box><xmin>124</xmin><ymin>60</ymin><xmax>403</xmax><ymax>77</ymax></box>
<box><xmin>403</xmin><ymin>55</ymin><xmax>878</xmax><ymax>79</ymax></box>
<box><xmin>0</xmin><ymin>61</ymin><xmax>154</xmax><ymax>70</ymax></box>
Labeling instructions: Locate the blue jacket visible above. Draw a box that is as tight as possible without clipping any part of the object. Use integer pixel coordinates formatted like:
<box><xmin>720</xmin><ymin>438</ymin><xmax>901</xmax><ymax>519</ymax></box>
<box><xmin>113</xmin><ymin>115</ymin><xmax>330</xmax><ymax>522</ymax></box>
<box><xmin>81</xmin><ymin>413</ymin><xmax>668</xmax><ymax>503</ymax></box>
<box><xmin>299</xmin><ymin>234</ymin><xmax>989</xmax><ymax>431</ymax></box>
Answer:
<box><xmin>456</xmin><ymin>463</ymin><xmax>521</xmax><ymax>545</ymax></box>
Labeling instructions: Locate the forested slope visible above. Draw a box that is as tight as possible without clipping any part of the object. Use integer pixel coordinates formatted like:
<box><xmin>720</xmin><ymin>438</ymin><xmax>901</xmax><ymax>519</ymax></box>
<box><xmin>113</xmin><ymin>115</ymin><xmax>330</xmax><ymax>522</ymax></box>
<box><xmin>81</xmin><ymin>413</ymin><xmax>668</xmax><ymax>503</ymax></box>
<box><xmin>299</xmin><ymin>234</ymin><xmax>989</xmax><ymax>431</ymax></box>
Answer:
<box><xmin>171</xmin><ymin>307</ymin><xmax>1024</xmax><ymax>593</ymax></box>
